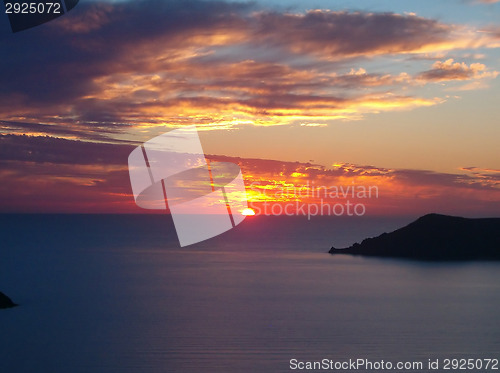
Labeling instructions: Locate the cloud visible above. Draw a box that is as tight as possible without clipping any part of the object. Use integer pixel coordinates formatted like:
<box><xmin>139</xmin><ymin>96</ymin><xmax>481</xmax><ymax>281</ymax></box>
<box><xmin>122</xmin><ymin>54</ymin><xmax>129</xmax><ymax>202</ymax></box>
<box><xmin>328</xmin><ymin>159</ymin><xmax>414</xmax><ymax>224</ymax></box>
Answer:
<box><xmin>239</xmin><ymin>160</ymin><xmax>500</xmax><ymax>216</ymax></box>
<box><xmin>251</xmin><ymin>10</ymin><xmax>456</xmax><ymax>59</ymax></box>
<box><xmin>417</xmin><ymin>59</ymin><xmax>499</xmax><ymax>82</ymax></box>
<box><xmin>0</xmin><ymin>134</ymin><xmax>133</xmax><ymax>165</ymax></box>
<box><xmin>300</xmin><ymin>123</ymin><xmax>328</xmax><ymax>127</ymax></box>
<box><xmin>460</xmin><ymin>167</ymin><xmax>500</xmax><ymax>186</ymax></box>
<box><xmin>0</xmin><ymin>120</ymin><xmax>136</xmax><ymax>143</ymax></box>
<box><xmin>0</xmin><ymin>0</ymin><xmax>499</xmax><ymax>137</ymax></box>
<box><xmin>0</xmin><ymin>135</ymin><xmax>498</xmax><ymax>215</ymax></box>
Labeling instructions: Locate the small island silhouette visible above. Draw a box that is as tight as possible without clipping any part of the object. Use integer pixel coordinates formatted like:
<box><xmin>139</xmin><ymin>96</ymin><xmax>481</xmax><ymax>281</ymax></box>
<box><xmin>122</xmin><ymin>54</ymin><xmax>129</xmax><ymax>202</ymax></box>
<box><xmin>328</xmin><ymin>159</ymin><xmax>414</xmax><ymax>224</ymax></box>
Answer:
<box><xmin>329</xmin><ymin>213</ymin><xmax>500</xmax><ymax>260</ymax></box>
<box><xmin>0</xmin><ymin>291</ymin><xmax>17</xmax><ymax>309</ymax></box>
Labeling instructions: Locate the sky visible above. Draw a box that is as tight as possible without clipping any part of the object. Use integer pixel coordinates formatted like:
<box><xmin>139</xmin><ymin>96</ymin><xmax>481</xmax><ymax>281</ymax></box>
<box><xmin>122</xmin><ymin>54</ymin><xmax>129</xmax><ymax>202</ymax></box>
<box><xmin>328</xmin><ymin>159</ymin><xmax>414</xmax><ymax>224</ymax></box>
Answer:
<box><xmin>0</xmin><ymin>0</ymin><xmax>499</xmax><ymax>216</ymax></box>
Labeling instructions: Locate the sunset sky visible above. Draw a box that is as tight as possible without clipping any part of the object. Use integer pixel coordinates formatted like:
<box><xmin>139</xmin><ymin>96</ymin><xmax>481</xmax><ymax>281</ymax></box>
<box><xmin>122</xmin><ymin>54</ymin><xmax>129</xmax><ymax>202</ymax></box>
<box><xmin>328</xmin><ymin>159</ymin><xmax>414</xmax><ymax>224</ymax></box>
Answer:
<box><xmin>0</xmin><ymin>0</ymin><xmax>499</xmax><ymax>216</ymax></box>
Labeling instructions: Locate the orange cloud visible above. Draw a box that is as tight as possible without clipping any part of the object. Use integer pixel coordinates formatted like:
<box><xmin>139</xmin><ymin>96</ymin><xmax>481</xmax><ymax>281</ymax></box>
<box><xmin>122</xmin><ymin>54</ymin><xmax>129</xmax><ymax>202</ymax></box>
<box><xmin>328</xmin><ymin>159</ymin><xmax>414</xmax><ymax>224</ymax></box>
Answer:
<box><xmin>1</xmin><ymin>0</ymin><xmax>499</xmax><ymax>137</ymax></box>
<box><xmin>417</xmin><ymin>59</ymin><xmax>499</xmax><ymax>82</ymax></box>
<box><xmin>0</xmin><ymin>135</ymin><xmax>498</xmax><ymax>215</ymax></box>
<box><xmin>209</xmin><ymin>156</ymin><xmax>500</xmax><ymax>217</ymax></box>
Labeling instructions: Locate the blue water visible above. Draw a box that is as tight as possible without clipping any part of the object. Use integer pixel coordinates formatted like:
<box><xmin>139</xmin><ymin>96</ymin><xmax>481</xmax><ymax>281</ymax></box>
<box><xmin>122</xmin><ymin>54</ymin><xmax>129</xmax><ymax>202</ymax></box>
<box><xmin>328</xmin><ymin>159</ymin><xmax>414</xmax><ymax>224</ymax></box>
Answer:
<box><xmin>1</xmin><ymin>215</ymin><xmax>499</xmax><ymax>372</ymax></box>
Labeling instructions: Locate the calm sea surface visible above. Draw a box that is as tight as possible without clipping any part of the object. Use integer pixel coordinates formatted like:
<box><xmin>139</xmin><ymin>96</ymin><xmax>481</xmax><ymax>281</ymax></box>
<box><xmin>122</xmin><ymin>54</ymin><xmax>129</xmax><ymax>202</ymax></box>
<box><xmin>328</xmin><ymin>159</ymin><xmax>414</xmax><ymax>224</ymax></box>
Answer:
<box><xmin>1</xmin><ymin>215</ymin><xmax>499</xmax><ymax>372</ymax></box>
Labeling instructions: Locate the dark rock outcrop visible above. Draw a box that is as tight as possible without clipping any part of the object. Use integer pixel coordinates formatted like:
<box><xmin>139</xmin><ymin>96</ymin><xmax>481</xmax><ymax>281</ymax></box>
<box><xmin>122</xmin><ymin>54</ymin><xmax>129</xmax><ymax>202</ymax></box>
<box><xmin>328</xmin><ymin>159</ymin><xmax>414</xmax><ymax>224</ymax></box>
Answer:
<box><xmin>329</xmin><ymin>214</ymin><xmax>500</xmax><ymax>260</ymax></box>
<box><xmin>0</xmin><ymin>291</ymin><xmax>17</xmax><ymax>309</ymax></box>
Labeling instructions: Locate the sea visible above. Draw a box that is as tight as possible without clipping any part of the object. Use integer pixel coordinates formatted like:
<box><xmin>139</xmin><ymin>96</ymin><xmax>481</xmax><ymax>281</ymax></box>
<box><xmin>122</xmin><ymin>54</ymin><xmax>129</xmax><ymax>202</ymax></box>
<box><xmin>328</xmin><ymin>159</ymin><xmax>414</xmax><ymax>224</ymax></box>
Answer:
<box><xmin>1</xmin><ymin>214</ymin><xmax>499</xmax><ymax>373</ymax></box>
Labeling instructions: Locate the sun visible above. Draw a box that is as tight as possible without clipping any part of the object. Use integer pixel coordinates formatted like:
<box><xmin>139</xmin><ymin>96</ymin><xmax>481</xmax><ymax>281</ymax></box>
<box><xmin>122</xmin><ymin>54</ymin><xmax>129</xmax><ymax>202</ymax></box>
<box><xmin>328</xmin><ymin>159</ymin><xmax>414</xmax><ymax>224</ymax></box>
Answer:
<box><xmin>241</xmin><ymin>208</ymin><xmax>256</xmax><ymax>216</ymax></box>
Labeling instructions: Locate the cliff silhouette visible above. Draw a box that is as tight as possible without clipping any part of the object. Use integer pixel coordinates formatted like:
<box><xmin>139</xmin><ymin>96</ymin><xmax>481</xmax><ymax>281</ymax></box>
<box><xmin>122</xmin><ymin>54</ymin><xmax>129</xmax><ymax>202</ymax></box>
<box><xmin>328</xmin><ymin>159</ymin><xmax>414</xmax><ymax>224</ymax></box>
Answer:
<box><xmin>329</xmin><ymin>214</ymin><xmax>500</xmax><ymax>260</ymax></box>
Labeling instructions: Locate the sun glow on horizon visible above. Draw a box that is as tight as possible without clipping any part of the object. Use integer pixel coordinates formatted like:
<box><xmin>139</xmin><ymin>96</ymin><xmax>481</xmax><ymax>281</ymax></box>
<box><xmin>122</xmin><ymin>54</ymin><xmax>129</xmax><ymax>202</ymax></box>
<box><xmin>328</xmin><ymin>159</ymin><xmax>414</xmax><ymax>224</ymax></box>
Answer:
<box><xmin>241</xmin><ymin>208</ymin><xmax>256</xmax><ymax>216</ymax></box>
